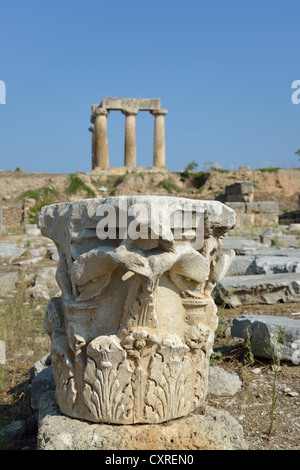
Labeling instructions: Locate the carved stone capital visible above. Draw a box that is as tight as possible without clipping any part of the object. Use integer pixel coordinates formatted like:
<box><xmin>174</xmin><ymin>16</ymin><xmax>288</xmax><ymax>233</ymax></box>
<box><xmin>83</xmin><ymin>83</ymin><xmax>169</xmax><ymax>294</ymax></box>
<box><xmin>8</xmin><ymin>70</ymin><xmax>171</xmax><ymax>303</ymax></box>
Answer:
<box><xmin>94</xmin><ymin>107</ymin><xmax>110</xmax><ymax>117</ymax></box>
<box><xmin>150</xmin><ymin>109</ymin><xmax>168</xmax><ymax>116</ymax></box>
<box><xmin>122</xmin><ymin>108</ymin><xmax>139</xmax><ymax>116</ymax></box>
<box><xmin>38</xmin><ymin>196</ymin><xmax>236</xmax><ymax>425</ymax></box>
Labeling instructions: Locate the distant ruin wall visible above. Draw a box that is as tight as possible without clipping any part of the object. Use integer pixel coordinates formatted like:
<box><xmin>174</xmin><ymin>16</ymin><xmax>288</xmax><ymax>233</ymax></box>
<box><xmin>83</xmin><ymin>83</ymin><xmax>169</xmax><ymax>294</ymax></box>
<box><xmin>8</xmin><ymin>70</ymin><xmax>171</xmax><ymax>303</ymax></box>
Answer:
<box><xmin>0</xmin><ymin>200</ymin><xmax>35</xmax><ymax>229</ymax></box>
<box><xmin>227</xmin><ymin>202</ymin><xmax>279</xmax><ymax>229</ymax></box>
<box><xmin>216</xmin><ymin>181</ymin><xmax>279</xmax><ymax>228</ymax></box>
<box><xmin>1</xmin><ymin>206</ymin><xmax>24</xmax><ymax>229</ymax></box>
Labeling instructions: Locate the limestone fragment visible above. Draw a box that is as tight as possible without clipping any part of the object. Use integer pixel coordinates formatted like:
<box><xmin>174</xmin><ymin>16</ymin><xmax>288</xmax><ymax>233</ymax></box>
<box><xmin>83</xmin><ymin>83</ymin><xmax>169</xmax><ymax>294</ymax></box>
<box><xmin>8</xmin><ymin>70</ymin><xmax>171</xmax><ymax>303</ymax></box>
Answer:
<box><xmin>231</xmin><ymin>314</ymin><xmax>300</xmax><ymax>361</ymax></box>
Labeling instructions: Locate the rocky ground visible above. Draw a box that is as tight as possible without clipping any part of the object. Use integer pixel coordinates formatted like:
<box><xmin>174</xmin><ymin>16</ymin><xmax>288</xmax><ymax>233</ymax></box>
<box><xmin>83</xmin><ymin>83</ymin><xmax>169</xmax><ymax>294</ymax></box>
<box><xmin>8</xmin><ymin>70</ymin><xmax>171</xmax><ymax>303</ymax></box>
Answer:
<box><xmin>209</xmin><ymin>307</ymin><xmax>300</xmax><ymax>450</ymax></box>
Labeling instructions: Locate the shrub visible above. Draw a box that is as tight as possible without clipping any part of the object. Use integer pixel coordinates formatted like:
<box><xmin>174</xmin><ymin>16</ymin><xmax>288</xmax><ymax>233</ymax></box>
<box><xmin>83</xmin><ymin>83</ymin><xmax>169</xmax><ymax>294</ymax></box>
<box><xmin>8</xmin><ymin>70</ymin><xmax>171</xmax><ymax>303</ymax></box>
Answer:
<box><xmin>180</xmin><ymin>161</ymin><xmax>198</xmax><ymax>178</ymax></box>
<box><xmin>21</xmin><ymin>187</ymin><xmax>59</xmax><ymax>224</ymax></box>
<box><xmin>258</xmin><ymin>167</ymin><xmax>281</xmax><ymax>173</ymax></box>
<box><xmin>65</xmin><ymin>174</ymin><xmax>95</xmax><ymax>198</ymax></box>
<box><xmin>157</xmin><ymin>179</ymin><xmax>181</xmax><ymax>194</ymax></box>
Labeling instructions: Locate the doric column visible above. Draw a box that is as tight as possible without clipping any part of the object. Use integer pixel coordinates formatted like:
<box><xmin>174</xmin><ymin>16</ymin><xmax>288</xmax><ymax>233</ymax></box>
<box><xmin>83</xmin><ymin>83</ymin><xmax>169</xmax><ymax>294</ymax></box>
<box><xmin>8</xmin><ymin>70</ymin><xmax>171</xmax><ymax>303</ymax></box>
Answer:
<box><xmin>151</xmin><ymin>109</ymin><xmax>168</xmax><ymax>168</ymax></box>
<box><xmin>122</xmin><ymin>109</ymin><xmax>138</xmax><ymax>167</ymax></box>
<box><xmin>88</xmin><ymin>125</ymin><xmax>95</xmax><ymax>170</ymax></box>
<box><xmin>94</xmin><ymin>108</ymin><xmax>110</xmax><ymax>170</ymax></box>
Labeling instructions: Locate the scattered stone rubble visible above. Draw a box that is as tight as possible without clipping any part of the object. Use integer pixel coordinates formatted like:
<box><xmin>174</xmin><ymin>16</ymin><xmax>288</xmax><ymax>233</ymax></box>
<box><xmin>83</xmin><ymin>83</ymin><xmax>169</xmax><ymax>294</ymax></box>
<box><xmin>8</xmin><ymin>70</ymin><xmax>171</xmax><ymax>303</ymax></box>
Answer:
<box><xmin>216</xmin><ymin>231</ymin><xmax>300</xmax><ymax>307</ymax></box>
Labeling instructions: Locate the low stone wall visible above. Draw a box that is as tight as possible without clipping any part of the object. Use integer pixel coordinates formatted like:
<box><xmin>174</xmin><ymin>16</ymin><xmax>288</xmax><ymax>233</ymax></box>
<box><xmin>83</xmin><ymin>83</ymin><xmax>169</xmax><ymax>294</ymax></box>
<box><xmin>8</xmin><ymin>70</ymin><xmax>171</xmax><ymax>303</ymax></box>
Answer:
<box><xmin>226</xmin><ymin>202</ymin><xmax>279</xmax><ymax>229</ymax></box>
<box><xmin>0</xmin><ymin>205</ymin><xmax>24</xmax><ymax>229</ymax></box>
<box><xmin>0</xmin><ymin>199</ymin><xmax>36</xmax><ymax>230</ymax></box>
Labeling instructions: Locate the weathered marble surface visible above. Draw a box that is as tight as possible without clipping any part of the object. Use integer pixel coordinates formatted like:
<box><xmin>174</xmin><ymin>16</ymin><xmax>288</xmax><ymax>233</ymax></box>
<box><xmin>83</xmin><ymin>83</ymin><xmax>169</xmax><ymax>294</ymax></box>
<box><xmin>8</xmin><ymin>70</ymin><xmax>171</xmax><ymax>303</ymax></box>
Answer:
<box><xmin>38</xmin><ymin>196</ymin><xmax>236</xmax><ymax>424</ymax></box>
<box><xmin>37</xmin><ymin>390</ymin><xmax>248</xmax><ymax>450</ymax></box>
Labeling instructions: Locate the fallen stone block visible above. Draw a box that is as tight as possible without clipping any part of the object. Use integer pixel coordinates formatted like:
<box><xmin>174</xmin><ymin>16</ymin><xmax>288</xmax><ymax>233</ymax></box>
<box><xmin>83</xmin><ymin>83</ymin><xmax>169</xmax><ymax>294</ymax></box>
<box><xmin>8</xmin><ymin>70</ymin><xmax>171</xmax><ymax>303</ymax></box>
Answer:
<box><xmin>35</xmin><ymin>266</ymin><xmax>59</xmax><ymax>288</ymax></box>
<box><xmin>0</xmin><ymin>243</ymin><xmax>25</xmax><ymax>260</ymax></box>
<box><xmin>226</xmin><ymin>255</ymin><xmax>256</xmax><ymax>276</ymax></box>
<box><xmin>239</xmin><ymin>247</ymin><xmax>300</xmax><ymax>257</ymax></box>
<box><xmin>231</xmin><ymin>314</ymin><xmax>300</xmax><ymax>362</ymax></box>
<box><xmin>208</xmin><ymin>366</ymin><xmax>242</xmax><ymax>396</ymax></box>
<box><xmin>223</xmin><ymin>237</ymin><xmax>300</xmax><ymax>257</ymax></box>
<box><xmin>30</xmin><ymin>267</ymin><xmax>59</xmax><ymax>300</ymax></box>
<box><xmin>0</xmin><ymin>340</ymin><xmax>5</xmax><ymax>365</ymax></box>
<box><xmin>222</xmin><ymin>237</ymin><xmax>262</xmax><ymax>254</ymax></box>
<box><xmin>29</xmin><ymin>247</ymin><xmax>47</xmax><ymax>257</ymax></box>
<box><xmin>30</xmin><ymin>353</ymin><xmax>51</xmax><ymax>379</ymax></box>
<box><xmin>15</xmin><ymin>256</ymin><xmax>43</xmax><ymax>266</ymax></box>
<box><xmin>0</xmin><ymin>271</ymin><xmax>19</xmax><ymax>295</ymax></box>
<box><xmin>227</xmin><ymin>255</ymin><xmax>300</xmax><ymax>276</ymax></box>
<box><xmin>252</xmin><ymin>256</ymin><xmax>300</xmax><ymax>275</ymax></box>
<box><xmin>224</xmin><ymin>181</ymin><xmax>254</xmax><ymax>203</ymax></box>
<box><xmin>215</xmin><ymin>273</ymin><xmax>300</xmax><ymax>307</ymax></box>
<box><xmin>25</xmin><ymin>224</ymin><xmax>41</xmax><ymax>236</ymax></box>
<box><xmin>37</xmin><ymin>390</ymin><xmax>248</xmax><ymax>450</ymax></box>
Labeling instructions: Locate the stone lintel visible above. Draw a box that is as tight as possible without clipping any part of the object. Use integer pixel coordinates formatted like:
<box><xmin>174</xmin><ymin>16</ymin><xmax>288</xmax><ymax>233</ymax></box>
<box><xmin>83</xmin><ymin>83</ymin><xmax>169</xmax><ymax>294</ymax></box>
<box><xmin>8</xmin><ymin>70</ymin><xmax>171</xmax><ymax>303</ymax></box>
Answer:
<box><xmin>99</xmin><ymin>98</ymin><xmax>161</xmax><ymax>111</ymax></box>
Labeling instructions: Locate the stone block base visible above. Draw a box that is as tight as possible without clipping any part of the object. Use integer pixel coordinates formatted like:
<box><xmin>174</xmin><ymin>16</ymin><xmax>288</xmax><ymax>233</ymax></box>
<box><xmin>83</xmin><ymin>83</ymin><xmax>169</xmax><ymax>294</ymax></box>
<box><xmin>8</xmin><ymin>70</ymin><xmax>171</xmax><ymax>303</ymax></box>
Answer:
<box><xmin>37</xmin><ymin>391</ymin><xmax>248</xmax><ymax>451</ymax></box>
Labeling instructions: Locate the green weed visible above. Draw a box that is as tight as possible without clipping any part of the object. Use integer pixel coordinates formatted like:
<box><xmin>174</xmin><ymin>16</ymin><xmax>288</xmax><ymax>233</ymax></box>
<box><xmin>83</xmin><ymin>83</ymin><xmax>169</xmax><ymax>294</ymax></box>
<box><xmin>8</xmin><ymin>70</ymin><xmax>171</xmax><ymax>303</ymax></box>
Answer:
<box><xmin>196</xmin><ymin>186</ymin><xmax>205</xmax><ymax>194</ymax></box>
<box><xmin>180</xmin><ymin>161</ymin><xmax>198</xmax><ymax>178</ymax></box>
<box><xmin>258</xmin><ymin>167</ymin><xmax>281</xmax><ymax>174</ymax></box>
<box><xmin>21</xmin><ymin>187</ymin><xmax>59</xmax><ymax>224</ymax></box>
<box><xmin>210</xmin><ymin>350</ymin><xmax>223</xmax><ymax>365</ymax></box>
<box><xmin>66</xmin><ymin>174</ymin><xmax>96</xmax><ymax>198</ymax></box>
<box><xmin>157</xmin><ymin>179</ymin><xmax>181</xmax><ymax>194</ymax></box>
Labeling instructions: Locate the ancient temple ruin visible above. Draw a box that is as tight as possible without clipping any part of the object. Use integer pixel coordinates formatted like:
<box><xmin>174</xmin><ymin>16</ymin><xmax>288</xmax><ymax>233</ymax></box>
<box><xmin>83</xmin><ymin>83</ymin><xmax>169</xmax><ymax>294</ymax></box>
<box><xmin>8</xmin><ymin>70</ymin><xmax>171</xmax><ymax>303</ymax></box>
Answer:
<box><xmin>89</xmin><ymin>98</ymin><xmax>168</xmax><ymax>171</ymax></box>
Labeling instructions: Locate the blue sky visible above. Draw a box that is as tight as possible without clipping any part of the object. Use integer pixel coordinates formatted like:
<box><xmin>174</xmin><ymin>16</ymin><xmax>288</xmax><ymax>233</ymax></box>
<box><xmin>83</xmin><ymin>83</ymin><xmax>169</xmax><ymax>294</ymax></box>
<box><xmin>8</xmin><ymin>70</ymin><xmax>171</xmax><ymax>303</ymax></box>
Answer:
<box><xmin>0</xmin><ymin>0</ymin><xmax>300</xmax><ymax>173</ymax></box>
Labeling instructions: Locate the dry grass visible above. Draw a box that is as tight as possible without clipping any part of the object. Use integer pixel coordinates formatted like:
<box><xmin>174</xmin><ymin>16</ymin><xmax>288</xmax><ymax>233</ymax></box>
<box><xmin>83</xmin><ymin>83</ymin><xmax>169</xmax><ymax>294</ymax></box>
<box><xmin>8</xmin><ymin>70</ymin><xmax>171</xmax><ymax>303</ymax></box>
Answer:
<box><xmin>0</xmin><ymin>284</ymin><xmax>50</xmax><ymax>449</ymax></box>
